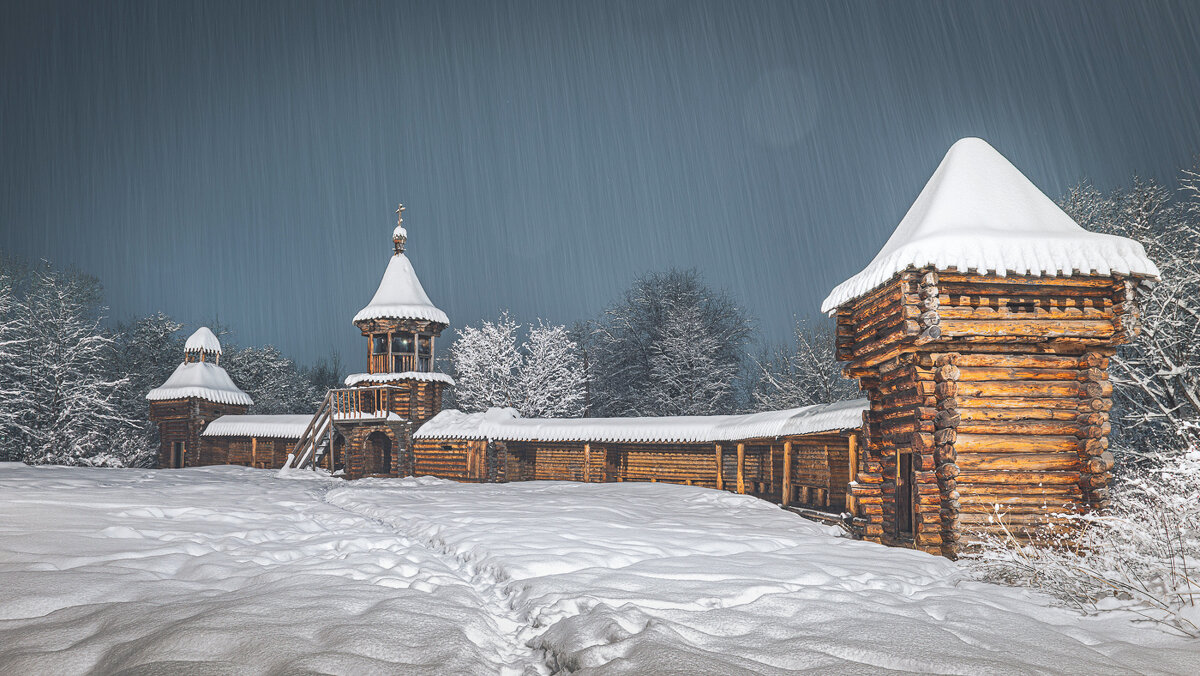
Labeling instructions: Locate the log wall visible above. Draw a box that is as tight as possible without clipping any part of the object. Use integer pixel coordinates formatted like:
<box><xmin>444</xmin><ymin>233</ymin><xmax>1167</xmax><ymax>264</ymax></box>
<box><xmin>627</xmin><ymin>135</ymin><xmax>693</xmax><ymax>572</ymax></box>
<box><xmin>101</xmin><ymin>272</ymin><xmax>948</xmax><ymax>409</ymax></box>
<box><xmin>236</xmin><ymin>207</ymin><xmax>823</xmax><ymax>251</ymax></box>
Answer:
<box><xmin>409</xmin><ymin>433</ymin><xmax>856</xmax><ymax>510</ymax></box>
<box><xmin>149</xmin><ymin>398</ymin><xmax>249</xmax><ymax>469</ymax></box>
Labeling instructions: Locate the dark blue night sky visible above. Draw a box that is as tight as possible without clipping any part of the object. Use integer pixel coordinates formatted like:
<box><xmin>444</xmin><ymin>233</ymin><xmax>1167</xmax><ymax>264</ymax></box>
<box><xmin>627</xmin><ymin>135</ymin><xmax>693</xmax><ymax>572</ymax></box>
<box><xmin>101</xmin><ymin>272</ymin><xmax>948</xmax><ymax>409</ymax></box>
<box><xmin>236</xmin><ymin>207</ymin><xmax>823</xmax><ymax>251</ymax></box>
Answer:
<box><xmin>3</xmin><ymin>1</ymin><xmax>1198</xmax><ymax>366</ymax></box>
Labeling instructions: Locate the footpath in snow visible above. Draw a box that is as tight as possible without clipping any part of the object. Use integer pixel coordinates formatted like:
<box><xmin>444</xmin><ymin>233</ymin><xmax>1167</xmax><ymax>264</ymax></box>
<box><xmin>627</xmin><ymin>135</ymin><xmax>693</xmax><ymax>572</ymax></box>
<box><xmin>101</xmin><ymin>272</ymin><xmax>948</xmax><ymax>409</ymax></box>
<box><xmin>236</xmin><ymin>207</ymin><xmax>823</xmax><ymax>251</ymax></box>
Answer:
<box><xmin>0</xmin><ymin>464</ymin><xmax>1196</xmax><ymax>674</ymax></box>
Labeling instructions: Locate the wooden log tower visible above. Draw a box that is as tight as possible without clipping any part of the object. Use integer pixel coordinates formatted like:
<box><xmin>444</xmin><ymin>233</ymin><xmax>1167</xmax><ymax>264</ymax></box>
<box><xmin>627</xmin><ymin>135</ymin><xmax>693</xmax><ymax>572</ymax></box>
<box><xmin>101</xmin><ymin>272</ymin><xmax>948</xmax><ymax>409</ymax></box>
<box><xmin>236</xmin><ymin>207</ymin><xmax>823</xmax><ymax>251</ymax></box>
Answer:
<box><xmin>825</xmin><ymin>139</ymin><xmax>1159</xmax><ymax>557</ymax></box>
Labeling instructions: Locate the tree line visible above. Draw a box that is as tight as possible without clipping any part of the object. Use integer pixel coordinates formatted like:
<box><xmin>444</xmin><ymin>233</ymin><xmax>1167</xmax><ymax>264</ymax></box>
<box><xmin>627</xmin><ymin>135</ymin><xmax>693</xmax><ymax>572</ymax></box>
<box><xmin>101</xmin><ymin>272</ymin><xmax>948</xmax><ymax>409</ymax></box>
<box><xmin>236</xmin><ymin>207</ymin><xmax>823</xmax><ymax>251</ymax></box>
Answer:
<box><xmin>446</xmin><ymin>268</ymin><xmax>857</xmax><ymax>419</ymax></box>
<box><xmin>0</xmin><ymin>256</ymin><xmax>340</xmax><ymax>467</ymax></box>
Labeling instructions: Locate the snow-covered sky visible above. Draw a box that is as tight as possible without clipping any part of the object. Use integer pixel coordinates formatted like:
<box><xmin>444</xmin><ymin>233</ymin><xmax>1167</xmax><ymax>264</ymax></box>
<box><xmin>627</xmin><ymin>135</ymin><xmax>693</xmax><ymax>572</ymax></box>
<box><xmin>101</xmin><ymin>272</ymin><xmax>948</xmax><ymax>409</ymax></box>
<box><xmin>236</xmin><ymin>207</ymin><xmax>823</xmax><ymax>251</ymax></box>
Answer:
<box><xmin>2</xmin><ymin>1</ymin><xmax>1198</xmax><ymax>366</ymax></box>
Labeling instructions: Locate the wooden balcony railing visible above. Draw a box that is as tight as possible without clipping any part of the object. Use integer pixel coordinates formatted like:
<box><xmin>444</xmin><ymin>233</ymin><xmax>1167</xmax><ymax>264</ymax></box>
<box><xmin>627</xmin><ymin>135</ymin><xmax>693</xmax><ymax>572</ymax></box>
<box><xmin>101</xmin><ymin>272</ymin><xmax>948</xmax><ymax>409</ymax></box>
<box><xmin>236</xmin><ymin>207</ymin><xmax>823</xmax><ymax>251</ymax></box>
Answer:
<box><xmin>330</xmin><ymin>386</ymin><xmax>401</xmax><ymax>419</ymax></box>
<box><xmin>369</xmin><ymin>353</ymin><xmax>431</xmax><ymax>374</ymax></box>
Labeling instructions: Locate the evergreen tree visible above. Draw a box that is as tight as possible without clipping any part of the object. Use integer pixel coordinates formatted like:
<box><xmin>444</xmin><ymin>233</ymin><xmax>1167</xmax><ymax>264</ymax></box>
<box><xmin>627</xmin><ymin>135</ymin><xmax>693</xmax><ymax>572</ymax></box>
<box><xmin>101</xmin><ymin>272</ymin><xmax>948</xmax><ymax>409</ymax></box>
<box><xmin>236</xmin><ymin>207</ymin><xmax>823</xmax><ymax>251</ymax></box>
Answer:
<box><xmin>588</xmin><ymin>269</ymin><xmax>752</xmax><ymax>417</ymax></box>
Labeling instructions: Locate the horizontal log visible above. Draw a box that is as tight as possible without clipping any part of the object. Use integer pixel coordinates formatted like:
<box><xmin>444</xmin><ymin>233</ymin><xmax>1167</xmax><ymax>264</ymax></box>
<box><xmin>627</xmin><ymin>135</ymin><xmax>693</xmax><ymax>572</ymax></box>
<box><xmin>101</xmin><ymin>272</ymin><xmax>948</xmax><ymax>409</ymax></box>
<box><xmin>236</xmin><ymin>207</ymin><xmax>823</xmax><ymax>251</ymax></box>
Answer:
<box><xmin>939</xmin><ymin>318</ymin><xmax>1116</xmax><ymax>339</ymax></box>
<box><xmin>959</xmin><ymin>407</ymin><xmax>1079</xmax><ymax>422</ymax></box>
<box><xmin>957</xmin><ymin>421</ymin><xmax>1081</xmax><ymax>436</ymax></box>
<box><xmin>956</xmin><ymin>380</ymin><xmax>1081</xmax><ymax>399</ymax></box>
<box><xmin>955</xmin><ymin>452</ymin><xmax>1080</xmax><ymax>472</ymax></box>
<box><xmin>937</xmin><ymin>305</ymin><xmax>1110</xmax><ymax>321</ymax></box>
<box><xmin>936</xmin><ymin>271</ymin><xmax>1115</xmax><ymax>288</ymax></box>
<box><xmin>956</xmin><ymin>366</ymin><xmax>1082</xmax><ymax>381</ymax></box>
<box><xmin>956</xmin><ymin>470</ymin><xmax>1081</xmax><ymax>485</ymax></box>
<box><xmin>955</xmin><ymin>433</ymin><xmax>1081</xmax><ymax>454</ymax></box>
<box><xmin>922</xmin><ymin>353</ymin><xmax>1085</xmax><ymax>369</ymax></box>
<box><xmin>958</xmin><ymin>493</ymin><xmax>1083</xmax><ymax>506</ymax></box>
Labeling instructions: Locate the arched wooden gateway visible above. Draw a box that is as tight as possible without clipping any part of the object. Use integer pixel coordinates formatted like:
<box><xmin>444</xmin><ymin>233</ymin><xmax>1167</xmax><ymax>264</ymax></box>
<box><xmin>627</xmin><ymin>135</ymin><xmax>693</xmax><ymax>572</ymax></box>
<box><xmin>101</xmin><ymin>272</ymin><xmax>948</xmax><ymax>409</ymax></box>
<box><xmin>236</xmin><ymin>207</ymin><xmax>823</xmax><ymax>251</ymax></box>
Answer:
<box><xmin>148</xmin><ymin>138</ymin><xmax>1159</xmax><ymax>557</ymax></box>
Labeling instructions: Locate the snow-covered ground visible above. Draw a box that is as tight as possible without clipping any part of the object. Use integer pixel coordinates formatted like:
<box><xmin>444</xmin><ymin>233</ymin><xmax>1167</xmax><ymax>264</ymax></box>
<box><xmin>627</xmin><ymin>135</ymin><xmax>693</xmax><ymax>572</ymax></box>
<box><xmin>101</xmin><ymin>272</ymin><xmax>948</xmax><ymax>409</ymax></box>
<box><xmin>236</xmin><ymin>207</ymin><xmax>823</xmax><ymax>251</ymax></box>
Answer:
<box><xmin>0</xmin><ymin>464</ymin><xmax>1195</xmax><ymax>674</ymax></box>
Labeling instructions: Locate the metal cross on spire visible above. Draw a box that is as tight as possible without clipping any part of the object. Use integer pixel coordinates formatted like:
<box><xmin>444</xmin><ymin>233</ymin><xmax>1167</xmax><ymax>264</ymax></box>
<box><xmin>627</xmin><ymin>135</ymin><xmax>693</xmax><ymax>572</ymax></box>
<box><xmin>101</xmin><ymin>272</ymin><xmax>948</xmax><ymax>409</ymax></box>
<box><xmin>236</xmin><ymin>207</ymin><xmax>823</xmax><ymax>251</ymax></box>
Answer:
<box><xmin>396</xmin><ymin>203</ymin><xmax>405</xmax><ymax>227</ymax></box>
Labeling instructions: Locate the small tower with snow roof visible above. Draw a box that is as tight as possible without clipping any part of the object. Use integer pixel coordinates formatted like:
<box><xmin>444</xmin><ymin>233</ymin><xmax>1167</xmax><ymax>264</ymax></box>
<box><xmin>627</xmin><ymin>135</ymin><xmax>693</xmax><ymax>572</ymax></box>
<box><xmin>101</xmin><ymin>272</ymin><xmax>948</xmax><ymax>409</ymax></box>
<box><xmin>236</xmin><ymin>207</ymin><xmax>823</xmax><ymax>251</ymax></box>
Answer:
<box><xmin>147</xmin><ymin>327</ymin><xmax>253</xmax><ymax>468</ymax></box>
<box><xmin>345</xmin><ymin>204</ymin><xmax>454</xmax><ymax>422</ymax></box>
<box><xmin>286</xmin><ymin>205</ymin><xmax>457</xmax><ymax>480</ymax></box>
<box><xmin>826</xmin><ymin>138</ymin><xmax>1158</xmax><ymax>557</ymax></box>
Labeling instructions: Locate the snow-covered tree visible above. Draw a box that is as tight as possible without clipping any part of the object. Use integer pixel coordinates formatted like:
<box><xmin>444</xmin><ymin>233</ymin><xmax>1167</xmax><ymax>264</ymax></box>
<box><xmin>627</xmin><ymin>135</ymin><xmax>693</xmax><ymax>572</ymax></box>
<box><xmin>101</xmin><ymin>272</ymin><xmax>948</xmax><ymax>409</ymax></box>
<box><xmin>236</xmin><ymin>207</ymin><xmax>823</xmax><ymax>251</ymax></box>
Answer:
<box><xmin>641</xmin><ymin>299</ymin><xmax>738</xmax><ymax>416</ymax></box>
<box><xmin>518</xmin><ymin>322</ymin><xmax>586</xmax><ymax>417</ymax></box>
<box><xmin>0</xmin><ymin>263</ymin><xmax>28</xmax><ymax>460</ymax></box>
<box><xmin>11</xmin><ymin>263</ymin><xmax>135</xmax><ymax>465</ymax></box>
<box><xmin>223</xmin><ymin>344</ymin><xmax>322</xmax><ymax>415</ymax></box>
<box><xmin>1060</xmin><ymin>170</ymin><xmax>1200</xmax><ymax>457</ymax></box>
<box><xmin>752</xmin><ymin>318</ymin><xmax>860</xmax><ymax>411</ymax></box>
<box><xmin>587</xmin><ymin>269</ymin><xmax>752</xmax><ymax>417</ymax></box>
<box><xmin>105</xmin><ymin>312</ymin><xmax>185</xmax><ymax>467</ymax></box>
<box><xmin>450</xmin><ymin>312</ymin><xmax>523</xmax><ymax>412</ymax></box>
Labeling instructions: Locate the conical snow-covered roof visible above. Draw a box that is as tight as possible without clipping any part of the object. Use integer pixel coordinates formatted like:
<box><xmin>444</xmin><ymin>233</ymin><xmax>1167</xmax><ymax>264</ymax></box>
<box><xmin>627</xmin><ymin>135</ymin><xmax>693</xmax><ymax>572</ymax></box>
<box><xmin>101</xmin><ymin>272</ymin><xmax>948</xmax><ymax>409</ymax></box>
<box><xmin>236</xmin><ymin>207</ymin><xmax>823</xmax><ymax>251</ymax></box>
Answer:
<box><xmin>146</xmin><ymin>361</ymin><xmax>253</xmax><ymax>406</ymax></box>
<box><xmin>184</xmin><ymin>327</ymin><xmax>221</xmax><ymax>354</ymax></box>
<box><xmin>821</xmin><ymin>137</ymin><xmax>1159</xmax><ymax>313</ymax></box>
<box><xmin>353</xmin><ymin>252</ymin><xmax>449</xmax><ymax>325</ymax></box>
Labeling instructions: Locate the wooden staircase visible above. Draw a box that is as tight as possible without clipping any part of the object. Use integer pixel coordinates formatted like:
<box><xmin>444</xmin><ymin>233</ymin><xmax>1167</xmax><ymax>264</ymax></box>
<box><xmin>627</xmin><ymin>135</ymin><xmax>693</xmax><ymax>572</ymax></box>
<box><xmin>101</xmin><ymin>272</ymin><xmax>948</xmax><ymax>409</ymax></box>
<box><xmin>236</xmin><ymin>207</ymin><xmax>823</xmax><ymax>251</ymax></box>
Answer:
<box><xmin>288</xmin><ymin>390</ymin><xmax>333</xmax><ymax>470</ymax></box>
<box><xmin>286</xmin><ymin>385</ymin><xmax>405</xmax><ymax>471</ymax></box>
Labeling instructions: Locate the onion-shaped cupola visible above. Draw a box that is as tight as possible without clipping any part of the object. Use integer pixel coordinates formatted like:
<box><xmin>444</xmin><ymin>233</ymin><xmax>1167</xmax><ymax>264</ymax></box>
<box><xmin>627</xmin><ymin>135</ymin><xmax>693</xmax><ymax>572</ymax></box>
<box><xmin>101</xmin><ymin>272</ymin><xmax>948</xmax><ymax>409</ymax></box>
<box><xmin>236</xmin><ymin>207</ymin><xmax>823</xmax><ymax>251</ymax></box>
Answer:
<box><xmin>348</xmin><ymin>205</ymin><xmax>454</xmax><ymax>388</ymax></box>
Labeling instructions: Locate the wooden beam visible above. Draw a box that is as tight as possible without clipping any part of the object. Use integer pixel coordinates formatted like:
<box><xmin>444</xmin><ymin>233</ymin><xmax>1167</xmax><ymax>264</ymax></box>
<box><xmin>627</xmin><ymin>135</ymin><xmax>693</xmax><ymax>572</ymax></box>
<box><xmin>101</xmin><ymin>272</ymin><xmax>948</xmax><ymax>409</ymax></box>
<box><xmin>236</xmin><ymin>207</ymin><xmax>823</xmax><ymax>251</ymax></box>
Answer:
<box><xmin>583</xmin><ymin>443</ymin><xmax>591</xmax><ymax>483</ymax></box>
<box><xmin>251</xmin><ymin>437</ymin><xmax>257</xmax><ymax>467</ymax></box>
<box><xmin>715</xmin><ymin>444</ymin><xmax>724</xmax><ymax>490</ymax></box>
<box><xmin>736</xmin><ymin>443</ymin><xmax>746</xmax><ymax>494</ymax></box>
<box><xmin>782</xmin><ymin>440</ymin><xmax>793</xmax><ymax>507</ymax></box>
<box><xmin>846</xmin><ymin>434</ymin><xmax>858</xmax><ymax>512</ymax></box>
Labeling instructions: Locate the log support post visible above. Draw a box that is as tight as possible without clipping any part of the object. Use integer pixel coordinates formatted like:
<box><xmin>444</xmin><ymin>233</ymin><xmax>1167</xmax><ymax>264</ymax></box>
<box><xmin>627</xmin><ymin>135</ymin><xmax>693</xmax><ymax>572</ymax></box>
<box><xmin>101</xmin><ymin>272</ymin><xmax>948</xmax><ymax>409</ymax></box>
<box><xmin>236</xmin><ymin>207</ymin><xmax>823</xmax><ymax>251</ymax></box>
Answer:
<box><xmin>736</xmin><ymin>443</ymin><xmax>746</xmax><ymax>494</ymax></box>
<box><xmin>583</xmin><ymin>443</ymin><xmax>591</xmax><ymax>483</ymax></box>
<box><xmin>715</xmin><ymin>444</ymin><xmax>724</xmax><ymax>490</ymax></box>
<box><xmin>782</xmin><ymin>440</ymin><xmax>793</xmax><ymax>507</ymax></box>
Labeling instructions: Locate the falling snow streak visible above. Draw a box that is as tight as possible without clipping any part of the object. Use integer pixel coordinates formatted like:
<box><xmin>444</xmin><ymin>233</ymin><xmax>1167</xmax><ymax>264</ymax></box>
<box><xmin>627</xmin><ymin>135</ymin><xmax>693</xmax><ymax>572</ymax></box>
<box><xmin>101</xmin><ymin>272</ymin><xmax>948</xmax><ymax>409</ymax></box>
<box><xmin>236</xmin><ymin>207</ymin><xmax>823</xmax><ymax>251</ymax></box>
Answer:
<box><xmin>2</xmin><ymin>0</ymin><xmax>1198</xmax><ymax>366</ymax></box>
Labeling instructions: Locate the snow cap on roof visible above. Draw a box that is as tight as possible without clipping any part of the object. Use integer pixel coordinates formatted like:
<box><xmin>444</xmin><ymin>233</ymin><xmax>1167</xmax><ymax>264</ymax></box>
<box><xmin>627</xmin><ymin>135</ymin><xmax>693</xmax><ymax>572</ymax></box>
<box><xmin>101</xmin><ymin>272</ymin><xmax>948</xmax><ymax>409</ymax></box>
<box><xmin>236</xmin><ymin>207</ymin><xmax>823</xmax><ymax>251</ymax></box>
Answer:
<box><xmin>344</xmin><ymin>371</ymin><xmax>456</xmax><ymax>387</ymax></box>
<box><xmin>146</xmin><ymin>361</ymin><xmax>253</xmax><ymax>406</ymax></box>
<box><xmin>201</xmin><ymin>414</ymin><xmax>312</xmax><ymax>439</ymax></box>
<box><xmin>353</xmin><ymin>253</ymin><xmax>449</xmax><ymax>325</ymax></box>
<box><xmin>415</xmin><ymin>399</ymin><xmax>868</xmax><ymax>444</ymax></box>
<box><xmin>821</xmin><ymin>137</ymin><xmax>1159</xmax><ymax>313</ymax></box>
<box><xmin>184</xmin><ymin>327</ymin><xmax>221</xmax><ymax>355</ymax></box>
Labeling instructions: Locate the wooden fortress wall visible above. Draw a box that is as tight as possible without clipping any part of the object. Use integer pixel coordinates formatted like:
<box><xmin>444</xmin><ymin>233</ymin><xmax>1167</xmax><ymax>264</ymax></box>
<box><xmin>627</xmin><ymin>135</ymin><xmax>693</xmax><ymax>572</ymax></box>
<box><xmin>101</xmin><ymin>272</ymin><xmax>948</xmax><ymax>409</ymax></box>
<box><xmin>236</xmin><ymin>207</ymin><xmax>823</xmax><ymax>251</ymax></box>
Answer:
<box><xmin>837</xmin><ymin>268</ymin><xmax>1133</xmax><ymax>556</ymax></box>
<box><xmin>199</xmin><ymin>436</ymin><xmax>296</xmax><ymax>469</ymax></box>
<box><xmin>410</xmin><ymin>433</ymin><xmax>857</xmax><ymax>509</ymax></box>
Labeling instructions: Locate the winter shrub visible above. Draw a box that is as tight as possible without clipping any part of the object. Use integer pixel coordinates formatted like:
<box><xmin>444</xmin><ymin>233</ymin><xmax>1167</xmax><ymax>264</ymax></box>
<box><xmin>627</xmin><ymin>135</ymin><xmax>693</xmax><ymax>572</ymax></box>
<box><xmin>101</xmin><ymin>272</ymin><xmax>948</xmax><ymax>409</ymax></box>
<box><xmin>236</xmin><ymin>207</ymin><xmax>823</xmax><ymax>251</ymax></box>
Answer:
<box><xmin>967</xmin><ymin>449</ymin><xmax>1200</xmax><ymax>637</ymax></box>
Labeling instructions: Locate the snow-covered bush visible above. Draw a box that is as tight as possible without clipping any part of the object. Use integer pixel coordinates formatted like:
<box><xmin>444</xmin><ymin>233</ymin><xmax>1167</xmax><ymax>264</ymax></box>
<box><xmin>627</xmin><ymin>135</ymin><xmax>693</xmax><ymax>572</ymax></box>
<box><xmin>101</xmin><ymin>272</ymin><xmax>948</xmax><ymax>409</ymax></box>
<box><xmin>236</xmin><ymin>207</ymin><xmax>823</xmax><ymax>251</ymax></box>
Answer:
<box><xmin>967</xmin><ymin>448</ymin><xmax>1200</xmax><ymax>637</ymax></box>
<box><xmin>450</xmin><ymin>313</ymin><xmax>586</xmax><ymax>417</ymax></box>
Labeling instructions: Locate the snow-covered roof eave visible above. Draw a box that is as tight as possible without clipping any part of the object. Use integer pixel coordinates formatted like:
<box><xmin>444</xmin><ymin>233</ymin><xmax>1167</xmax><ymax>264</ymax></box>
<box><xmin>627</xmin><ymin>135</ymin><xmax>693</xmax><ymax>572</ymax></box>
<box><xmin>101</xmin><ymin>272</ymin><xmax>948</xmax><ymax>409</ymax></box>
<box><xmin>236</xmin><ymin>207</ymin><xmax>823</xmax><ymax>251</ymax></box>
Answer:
<box><xmin>146</xmin><ymin>361</ymin><xmax>254</xmax><ymax>407</ymax></box>
<box><xmin>343</xmin><ymin>371</ymin><xmax>456</xmax><ymax>387</ymax></box>
<box><xmin>414</xmin><ymin>399</ymin><xmax>868</xmax><ymax>444</ymax></box>
<box><xmin>820</xmin><ymin>137</ymin><xmax>1160</xmax><ymax>314</ymax></box>
<box><xmin>201</xmin><ymin>414</ymin><xmax>314</xmax><ymax>439</ymax></box>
